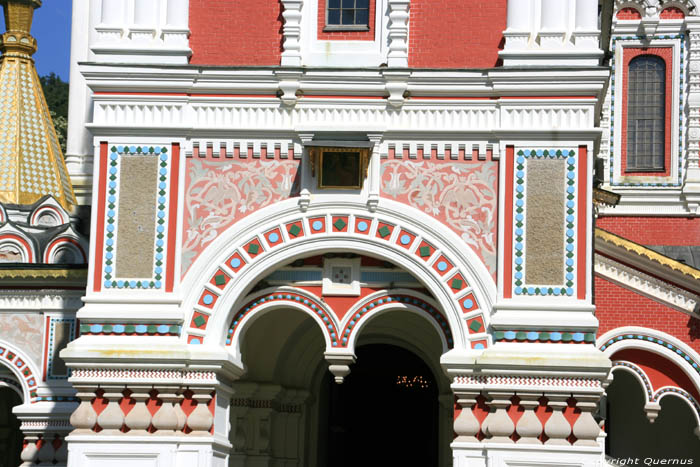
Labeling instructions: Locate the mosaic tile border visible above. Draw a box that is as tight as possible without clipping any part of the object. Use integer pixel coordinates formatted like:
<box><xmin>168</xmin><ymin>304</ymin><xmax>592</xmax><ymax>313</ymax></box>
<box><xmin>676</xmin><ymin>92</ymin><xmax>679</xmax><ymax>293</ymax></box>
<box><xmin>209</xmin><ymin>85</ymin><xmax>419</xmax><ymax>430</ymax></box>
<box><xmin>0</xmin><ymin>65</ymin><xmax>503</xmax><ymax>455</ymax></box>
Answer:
<box><xmin>0</xmin><ymin>345</ymin><xmax>37</xmax><ymax>401</ymax></box>
<box><xmin>339</xmin><ymin>294</ymin><xmax>454</xmax><ymax>349</ymax></box>
<box><xmin>609</xmin><ymin>34</ymin><xmax>685</xmax><ymax>187</ymax></box>
<box><xmin>513</xmin><ymin>149</ymin><xmax>576</xmax><ymax>296</ymax></box>
<box><xmin>224</xmin><ymin>291</ymin><xmax>337</xmax><ymax>347</ymax></box>
<box><xmin>103</xmin><ymin>145</ymin><xmax>169</xmax><ymax>290</ymax></box>
<box><xmin>79</xmin><ymin>323</ymin><xmax>181</xmax><ymax>336</ymax></box>
<box><xmin>601</xmin><ymin>332</ymin><xmax>700</xmax><ymax>377</ymax></box>
<box><xmin>187</xmin><ymin>212</ymin><xmax>485</xmax><ymax>349</ymax></box>
<box><xmin>494</xmin><ymin>330</ymin><xmax>595</xmax><ymax>344</ymax></box>
<box><xmin>46</xmin><ymin>317</ymin><xmax>75</xmax><ymax>380</ymax></box>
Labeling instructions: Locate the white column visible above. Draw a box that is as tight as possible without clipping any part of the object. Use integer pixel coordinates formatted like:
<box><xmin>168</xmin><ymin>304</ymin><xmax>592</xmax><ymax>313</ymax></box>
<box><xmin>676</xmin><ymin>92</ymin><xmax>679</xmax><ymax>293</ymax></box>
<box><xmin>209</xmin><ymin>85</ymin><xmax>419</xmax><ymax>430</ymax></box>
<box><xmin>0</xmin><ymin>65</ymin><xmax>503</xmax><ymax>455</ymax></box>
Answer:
<box><xmin>166</xmin><ymin>0</ymin><xmax>189</xmax><ymax>28</ymax></box>
<box><xmin>683</xmin><ymin>20</ymin><xmax>700</xmax><ymax>214</ymax></box>
<box><xmin>131</xmin><ymin>0</ymin><xmax>158</xmax><ymax>40</ymax></box>
<box><xmin>503</xmin><ymin>0</ymin><xmax>531</xmax><ymax>52</ymax></box>
<box><xmin>133</xmin><ymin>0</ymin><xmax>157</xmax><ymax>27</ymax></box>
<box><xmin>506</xmin><ymin>0</ymin><xmax>531</xmax><ymax>31</ymax></box>
<box><xmin>540</xmin><ymin>0</ymin><xmax>568</xmax><ymax>31</ymax></box>
<box><xmin>575</xmin><ymin>0</ymin><xmax>598</xmax><ymax>30</ymax></box>
<box><xmin>100</xmin><ymin>0</ymin><xmax>125</xmax><ymax>26</ymax></box>
<box><xmin>539</xmin><ymin>0</ymin><xmax>568</xmax><ymax>48</ymax></box>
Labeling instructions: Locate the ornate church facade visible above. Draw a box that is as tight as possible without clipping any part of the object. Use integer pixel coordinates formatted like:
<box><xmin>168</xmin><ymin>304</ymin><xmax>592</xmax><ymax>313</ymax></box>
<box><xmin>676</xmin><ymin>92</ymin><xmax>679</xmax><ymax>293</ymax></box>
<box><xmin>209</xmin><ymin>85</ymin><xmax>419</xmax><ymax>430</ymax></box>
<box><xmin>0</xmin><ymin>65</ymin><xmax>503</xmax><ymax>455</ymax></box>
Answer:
<box><xmin>0</xmin><ymin>0</ymin><xmax>699</xmax><ymax>465</ymax></box>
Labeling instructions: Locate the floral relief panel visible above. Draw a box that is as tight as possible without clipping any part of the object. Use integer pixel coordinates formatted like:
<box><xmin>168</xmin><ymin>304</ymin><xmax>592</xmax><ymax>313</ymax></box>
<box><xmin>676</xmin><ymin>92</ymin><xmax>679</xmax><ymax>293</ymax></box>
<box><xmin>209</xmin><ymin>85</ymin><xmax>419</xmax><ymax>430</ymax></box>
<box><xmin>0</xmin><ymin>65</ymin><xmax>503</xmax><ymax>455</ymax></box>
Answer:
<box><xmin>381</xmin><ymin>160</ymin><xmax>498</xmax><ymax>277</ymax></box>
<box><xmin>0</xmin><ymin>313</ymin><xmax>43</xmax><ymax>367</ymax></box>
<box><xmin>181</xmin><ymin>159</ymin><xmax>301</xmax><ymax>275</ymax></box>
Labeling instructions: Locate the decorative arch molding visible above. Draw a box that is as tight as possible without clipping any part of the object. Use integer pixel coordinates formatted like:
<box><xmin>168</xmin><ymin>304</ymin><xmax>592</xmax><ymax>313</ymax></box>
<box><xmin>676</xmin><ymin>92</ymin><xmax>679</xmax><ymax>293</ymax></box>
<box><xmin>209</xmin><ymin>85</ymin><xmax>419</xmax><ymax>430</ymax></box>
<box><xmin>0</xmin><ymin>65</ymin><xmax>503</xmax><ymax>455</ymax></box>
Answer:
<box><xmin>0</xmin><ymin>231</ymin><xmax>34</xmax><ymax>263</ymax></box>
<box><xmin>598</xmin><ymin>327</ymin><xmax>700</xmax><ymax>402</ymax></box>
<box><xmin>44</xmin><ymin>236</ymin><xmax>88</xmax><ymax>264</ymax></box>
<box><xmin>0</xmin><ymin>340</ymin><xmax>41</xmax><ymax>403</ymax></box>
<box><xmin>614</xmin><ymin>0</ymin><xmax>697</xmax><ymax>17</ymax></box>
<box><xmin>339</xmin><ymin>289</ymin><xmax>457</xmax><ymax>353</ymax></box>
<box><xmin>182</xmin><ymin>199</ymin><xmax>496</xmax><ymax>357</ymax></box>
<box><xmin>611</xmin><ymin>360</ymin><xmax>700</xmax><ymax>431</ymax></box>
<box><xmin>224</xmin><ymin>286</ymin><xmax>338</xmax><ymax>361</ymax></box>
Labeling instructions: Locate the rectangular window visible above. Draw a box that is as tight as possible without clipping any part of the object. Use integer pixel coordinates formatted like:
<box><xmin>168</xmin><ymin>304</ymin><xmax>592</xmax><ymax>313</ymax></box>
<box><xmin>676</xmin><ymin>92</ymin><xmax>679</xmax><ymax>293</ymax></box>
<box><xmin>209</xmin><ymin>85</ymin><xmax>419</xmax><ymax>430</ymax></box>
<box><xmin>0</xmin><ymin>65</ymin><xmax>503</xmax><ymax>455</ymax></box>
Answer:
<box><xmin>326</xmin><ymin>0</ymin><xmax>370</xmax><ymax>30</ymax></box>
<box><xmin>626</xmin><ymin>55</ymin><xmax>666</xmax><ymax>171</ymax></box>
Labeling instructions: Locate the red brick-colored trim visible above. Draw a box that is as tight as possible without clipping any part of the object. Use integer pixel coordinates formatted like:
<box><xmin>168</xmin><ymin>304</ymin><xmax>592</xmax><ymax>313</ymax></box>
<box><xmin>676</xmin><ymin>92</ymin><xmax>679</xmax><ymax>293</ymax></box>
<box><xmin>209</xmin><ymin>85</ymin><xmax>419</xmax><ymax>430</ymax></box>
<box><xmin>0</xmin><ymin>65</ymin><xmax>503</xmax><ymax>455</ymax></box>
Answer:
<box><xmin>596</xmin><ymin>217</ymin><xmax>700</xmax><ymax>246</ymax></box>
<box><xmin>660</xmin><ymin>7</ymin><xmax>685</xmax><ymax>19</ymax></box>
<box><xmin>503</xmin><ymin>145</ymin><xmax>514</xmax><ymax>299</ymax></box>
<box><xmin>620</xmin><ymin>47</ymin><xmax>673</xmax><ymax>177</ymax></box>
<box><xmin>189</xmin><ymin>0</ymin><xmax>283</xmax><ymax>66</ymax></box>
<box><xmin>166</xmin><ymin>143</ymin><xmax>180</xmax><ymax>293</ymax></box>
<box><xmin>93</xmin><ymin>142</ymin><xmax>108</xmax><ymax>292</ymax></box>
<box><xmin>577</xmin><ymin>145</ymin><xmax>587</xmax><ymax>300</ymax></box>
<box><xmin>616</xmin><ymin>7</ymin><xmax>642</xmax><ymax>20</ymax></box>
<box><xmin>317</xmin><ymin>0</ymin><xmax>376</xmax><ymax>41</ymax></box>
<box><xmin>596</xmin><ymin>276</ymin><xmax>700</xmax><ymax>356</ymax></box>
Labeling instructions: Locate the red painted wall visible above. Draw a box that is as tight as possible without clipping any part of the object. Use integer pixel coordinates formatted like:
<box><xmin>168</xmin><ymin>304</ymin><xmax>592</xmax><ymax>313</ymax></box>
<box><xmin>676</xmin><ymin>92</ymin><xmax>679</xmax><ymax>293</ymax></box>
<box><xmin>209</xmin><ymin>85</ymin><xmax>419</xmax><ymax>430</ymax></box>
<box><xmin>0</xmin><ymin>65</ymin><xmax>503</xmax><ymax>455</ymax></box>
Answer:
<box><xmin>189</xmin><ymin>0</ymin><xmax>283</xmax><ymax>66</ymax></box>
<box><xmin>189</xmin><ymin>0</ymin><xmax>506</xmax><ymax>68</ymax></box>
<box><xmin>596</xmin><ymin>276</ymin><xmax>700</xmax><ymax>355</ymax></box>
<box><xmin>597</xmin><ymin>217</ymin><xmax>700</xmax><ymax>246</ymax></box>
<box><xmin>408</xmin><ymin>0</ymin><xmax>506</xmax><ymax>68</ymax></box>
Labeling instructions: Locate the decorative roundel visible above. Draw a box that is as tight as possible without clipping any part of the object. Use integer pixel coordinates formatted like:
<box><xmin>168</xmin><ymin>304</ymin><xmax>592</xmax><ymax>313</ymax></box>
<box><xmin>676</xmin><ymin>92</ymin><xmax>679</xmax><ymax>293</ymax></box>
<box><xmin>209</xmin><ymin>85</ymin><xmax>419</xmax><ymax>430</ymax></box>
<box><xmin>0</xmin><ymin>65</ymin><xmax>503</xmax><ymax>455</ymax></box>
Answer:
<box><xmin>437</xmin><ymin>261</ymin><xmax>447</xmax><ymax>272</ymax></box>
<box><xmin>231</xmin><ymin>258</ymin><xmax>241</xmax><ymax>268</ymax></box>
<box><xmin>312</xmin><ymin>221</ymin><xmax>323</xmax><ymax>231</ymax></box>
<box><xmin>227</xmin><ymin>291</ymin><xmax>339</xmax><ymax>347</ymax></box>
<box><xmin>400</xmin><ymin>234</ymin><xmax>411</xmax><ymax>245</ymax></box>
<box><xmin>268</xmin><ymin>232</ymin><xmax>279</xmax><ymax>243</ymax></box>
<box><xmin>357</xmin><ymin>221</ymin><xmax>368</xmax><ymax>232</ymax></box>
<box><xmin>340</xmin><ymin>294</ymin><xmax>454</xmax><ymax>349</ymax></box>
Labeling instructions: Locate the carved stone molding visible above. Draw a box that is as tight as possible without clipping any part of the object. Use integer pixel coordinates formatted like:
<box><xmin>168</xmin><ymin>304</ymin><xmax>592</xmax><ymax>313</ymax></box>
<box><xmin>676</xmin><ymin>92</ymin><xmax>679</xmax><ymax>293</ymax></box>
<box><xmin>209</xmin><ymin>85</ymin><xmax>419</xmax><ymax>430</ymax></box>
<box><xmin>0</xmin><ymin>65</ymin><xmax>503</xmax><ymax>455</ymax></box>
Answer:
<box><xmin>595</xmin><ymin>253</ymin><xmax>700</xmax><ymax>314</ymax></box>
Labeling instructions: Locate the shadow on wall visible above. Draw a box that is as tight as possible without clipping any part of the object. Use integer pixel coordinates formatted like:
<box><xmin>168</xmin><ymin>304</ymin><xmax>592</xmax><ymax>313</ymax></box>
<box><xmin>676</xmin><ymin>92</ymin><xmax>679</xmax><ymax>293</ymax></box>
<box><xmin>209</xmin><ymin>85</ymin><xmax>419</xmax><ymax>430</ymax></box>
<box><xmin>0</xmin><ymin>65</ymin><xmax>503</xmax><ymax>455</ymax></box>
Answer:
<box><xmin>606</xmin><ymin>370</ymin><xmax>700</xmax><ymax>459</ymax></box>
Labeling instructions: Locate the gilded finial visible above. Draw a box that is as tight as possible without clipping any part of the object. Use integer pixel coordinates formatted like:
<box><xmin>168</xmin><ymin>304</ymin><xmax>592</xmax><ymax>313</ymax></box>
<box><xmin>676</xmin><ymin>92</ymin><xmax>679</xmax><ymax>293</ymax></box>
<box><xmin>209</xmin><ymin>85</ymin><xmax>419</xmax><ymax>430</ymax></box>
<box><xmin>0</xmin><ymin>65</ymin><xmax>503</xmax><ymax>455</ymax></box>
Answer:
<box><xmin>0</xmin><ymin>0</ymin><xmax>42</xmax><ymax>56</ymax></box>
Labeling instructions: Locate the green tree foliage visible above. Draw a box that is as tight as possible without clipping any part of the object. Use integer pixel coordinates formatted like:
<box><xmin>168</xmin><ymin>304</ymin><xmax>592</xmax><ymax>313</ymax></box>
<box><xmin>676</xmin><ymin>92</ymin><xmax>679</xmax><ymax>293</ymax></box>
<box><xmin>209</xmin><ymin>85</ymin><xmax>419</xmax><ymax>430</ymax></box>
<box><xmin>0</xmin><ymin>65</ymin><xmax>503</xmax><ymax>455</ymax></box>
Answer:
<box><xmin>40</xmin><ymin>73</ymin><xmax>68</xmax><ymax>154</ymax></box>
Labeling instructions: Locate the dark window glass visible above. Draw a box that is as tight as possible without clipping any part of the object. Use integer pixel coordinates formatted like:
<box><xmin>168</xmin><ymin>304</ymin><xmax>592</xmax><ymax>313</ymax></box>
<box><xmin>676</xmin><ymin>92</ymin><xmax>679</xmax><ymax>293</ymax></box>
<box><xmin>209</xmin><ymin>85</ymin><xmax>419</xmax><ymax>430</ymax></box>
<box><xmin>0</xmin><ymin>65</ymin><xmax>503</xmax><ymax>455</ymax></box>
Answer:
<box><xmin>327</xmin><ymin>0</ymin><xmax>370</xmax><ymax>27</ymax></box>
<box><xmin>627</xmin><ymin>55</ymin><xmax>666</xmax><ymax>171</ymax></box>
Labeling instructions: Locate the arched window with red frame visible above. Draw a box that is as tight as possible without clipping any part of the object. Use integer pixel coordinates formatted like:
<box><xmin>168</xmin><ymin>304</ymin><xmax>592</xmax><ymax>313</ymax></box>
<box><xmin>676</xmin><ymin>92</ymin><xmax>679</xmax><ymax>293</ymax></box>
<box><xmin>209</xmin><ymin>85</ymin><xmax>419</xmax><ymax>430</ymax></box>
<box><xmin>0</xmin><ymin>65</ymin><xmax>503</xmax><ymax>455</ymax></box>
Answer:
<box><xmin>626</xmin><ymin>55</ymin><xmax>666</xmax><ymax>171</ymax></box>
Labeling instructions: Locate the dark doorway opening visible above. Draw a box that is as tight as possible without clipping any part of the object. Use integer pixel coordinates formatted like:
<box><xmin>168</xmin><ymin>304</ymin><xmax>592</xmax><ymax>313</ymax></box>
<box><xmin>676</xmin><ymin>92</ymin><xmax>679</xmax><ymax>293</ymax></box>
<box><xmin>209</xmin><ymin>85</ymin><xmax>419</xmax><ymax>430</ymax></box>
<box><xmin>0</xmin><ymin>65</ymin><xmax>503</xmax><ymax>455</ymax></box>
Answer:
<box><xmin>320</xmin><ymin>344</ymin><xmax>439</xmax><ymax>467</ymax></box>
<box><xmin>0</xmin><ymin>387</ymin><xmax>22</xmax><ymax>467</ymax></box>
<box><xmin>606</xmin><ymin>370</ymin><xmax>700</xmax><ymax>459</ymax></box>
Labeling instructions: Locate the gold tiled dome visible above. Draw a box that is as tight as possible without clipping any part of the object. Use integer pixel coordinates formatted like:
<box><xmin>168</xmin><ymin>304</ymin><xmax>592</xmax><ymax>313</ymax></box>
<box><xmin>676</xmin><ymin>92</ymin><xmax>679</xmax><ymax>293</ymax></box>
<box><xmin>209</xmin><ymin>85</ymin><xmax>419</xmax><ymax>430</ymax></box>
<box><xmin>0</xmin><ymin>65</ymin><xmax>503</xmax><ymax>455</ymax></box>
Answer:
<box><xmin>0</xmin><ymin>0</ymin><xmax>75</xmax><ymax>210</ymax></box>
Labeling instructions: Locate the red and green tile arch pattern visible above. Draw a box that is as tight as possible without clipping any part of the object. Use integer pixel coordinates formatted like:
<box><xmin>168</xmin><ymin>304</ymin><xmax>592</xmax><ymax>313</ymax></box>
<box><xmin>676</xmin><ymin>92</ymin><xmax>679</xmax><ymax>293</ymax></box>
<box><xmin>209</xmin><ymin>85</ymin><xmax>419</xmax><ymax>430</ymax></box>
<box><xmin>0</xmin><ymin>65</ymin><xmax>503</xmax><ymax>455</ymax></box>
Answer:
<box><xmin>0</xmin><ymin>342</ymin><xmax>39</xmax><ymax>402</ymax></box>
<box><xmin>185</xmin><ymin>211</ymin><xmax>489</xmax><ymax>350</ymax></box>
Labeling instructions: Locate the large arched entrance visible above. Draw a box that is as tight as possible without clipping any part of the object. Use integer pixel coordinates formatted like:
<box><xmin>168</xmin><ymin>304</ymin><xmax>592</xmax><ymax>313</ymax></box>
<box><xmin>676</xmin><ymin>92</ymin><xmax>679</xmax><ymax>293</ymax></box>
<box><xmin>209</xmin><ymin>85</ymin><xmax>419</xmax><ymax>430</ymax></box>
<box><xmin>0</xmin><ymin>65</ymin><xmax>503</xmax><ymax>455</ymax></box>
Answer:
<box><xmin>0</xmin><ymin>368</ymin><xmax>22</xmax><ymax>467</ymax></box>
<box><xmin>606</xmin><ymin>370</ymin><xmax>700</xmax><ymax>458</ymax></box>
<box><xmin>320</xmin><ymin>343</ymin><xmax>439</xmax><ymax>467</ymax></box>
<box><xmin>227</xmin><ymin>253</ymin><xmax>455</xmax><ymax>467</ymax></box>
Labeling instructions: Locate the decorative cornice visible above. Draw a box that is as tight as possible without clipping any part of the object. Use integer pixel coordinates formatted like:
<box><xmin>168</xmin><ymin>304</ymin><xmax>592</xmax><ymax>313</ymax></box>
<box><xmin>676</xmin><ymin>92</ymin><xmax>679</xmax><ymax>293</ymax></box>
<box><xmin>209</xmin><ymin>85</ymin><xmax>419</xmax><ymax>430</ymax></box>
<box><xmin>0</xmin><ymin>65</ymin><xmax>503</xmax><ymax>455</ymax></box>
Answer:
<box><xmin>595</xmin><ymin>228</ymin><xmax>700</xmax><ymax>289</ymax></box>
<box><xmin>0</xmin><ymin>267</ymin><xmax>87</xmax><ymax>286</ymax></box>
<box><xmin>452</xmin><ymin>375</ymin><xmax>603</xmax><ymax>390</ymax></box>
<box><xmin>595</xmin><ymin>253</ymin><xmax>700</xmax><ymax>314</ymax></box>
<box><xmin>70</xmin><ymin>368</ymin><xmax>218</xmax><ymax>384</ymax></box>
<box><xmin>0</xmin><ymin>290</ymin><xmax>82</xmax><ymax>311</ymax></box>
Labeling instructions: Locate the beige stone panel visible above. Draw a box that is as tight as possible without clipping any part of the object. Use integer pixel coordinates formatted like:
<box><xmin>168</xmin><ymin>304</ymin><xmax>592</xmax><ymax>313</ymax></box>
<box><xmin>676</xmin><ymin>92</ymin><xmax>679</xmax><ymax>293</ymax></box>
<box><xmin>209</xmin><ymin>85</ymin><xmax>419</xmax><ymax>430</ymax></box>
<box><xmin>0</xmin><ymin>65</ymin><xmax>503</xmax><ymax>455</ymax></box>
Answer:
<box><xmin>115</xmin><ymin>155</ymin><xmax>158</xmax><ymax>278</ymax></box>
<box><xmin>0</xmin><ymin>313</ymin><xmax>42</xmax><ymax>367</ymax></box>
<box><xmin>525</xmin><ymin>158</ymin><xmax>566</xmax><ymax>285</ymax></box>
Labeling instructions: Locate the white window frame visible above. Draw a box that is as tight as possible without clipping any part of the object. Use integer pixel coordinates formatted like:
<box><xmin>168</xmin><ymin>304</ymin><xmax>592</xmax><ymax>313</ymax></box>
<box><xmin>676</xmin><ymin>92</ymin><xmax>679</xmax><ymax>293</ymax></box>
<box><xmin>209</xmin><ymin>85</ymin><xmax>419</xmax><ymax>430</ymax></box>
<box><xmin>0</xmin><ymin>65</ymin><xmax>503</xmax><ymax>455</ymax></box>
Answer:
<box><xmin>611</xmin><ymin>37</ymin><xmax>682</xmax><ymax>187</ymax></box>
<box><xmin>300</xmin><ymin>0</ymin><xmax>389</xmax><ymax>67</ymax></box>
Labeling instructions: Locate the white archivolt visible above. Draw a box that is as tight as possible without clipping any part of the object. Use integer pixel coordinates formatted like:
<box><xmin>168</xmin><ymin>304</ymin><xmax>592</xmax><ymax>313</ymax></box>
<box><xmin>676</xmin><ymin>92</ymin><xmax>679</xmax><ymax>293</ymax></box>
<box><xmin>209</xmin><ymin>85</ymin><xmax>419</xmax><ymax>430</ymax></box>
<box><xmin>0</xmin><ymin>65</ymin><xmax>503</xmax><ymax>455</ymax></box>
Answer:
<box><xmin>181</xmin><ymin>198</ymin><xmax>497</xmax><ymax>359</ymax></box>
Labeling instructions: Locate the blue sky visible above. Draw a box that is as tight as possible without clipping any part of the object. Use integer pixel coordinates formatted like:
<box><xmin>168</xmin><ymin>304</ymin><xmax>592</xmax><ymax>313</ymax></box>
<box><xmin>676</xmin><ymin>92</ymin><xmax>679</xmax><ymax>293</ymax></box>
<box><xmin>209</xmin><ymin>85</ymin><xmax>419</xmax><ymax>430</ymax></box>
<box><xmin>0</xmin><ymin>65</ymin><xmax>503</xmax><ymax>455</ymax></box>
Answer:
<box><xmin>2</xmin><ymin>0</ymin><xmax>73</xmax><ymax>80</ymax></box>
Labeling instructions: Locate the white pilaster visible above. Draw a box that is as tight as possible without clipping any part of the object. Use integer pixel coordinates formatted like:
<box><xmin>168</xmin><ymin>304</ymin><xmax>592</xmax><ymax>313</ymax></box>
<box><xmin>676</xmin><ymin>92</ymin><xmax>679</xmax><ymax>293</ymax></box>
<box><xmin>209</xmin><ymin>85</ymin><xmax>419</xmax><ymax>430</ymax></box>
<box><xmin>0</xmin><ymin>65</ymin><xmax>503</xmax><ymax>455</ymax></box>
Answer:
<box><xmin>281</xmin><ymin>0</ymin><xmax>303</xmax><ymax>67</ymax></box>
<box><xmin>387</xmin><ymin>0</ymin><xmax>410</xmax><ymax>67</ymax></box>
